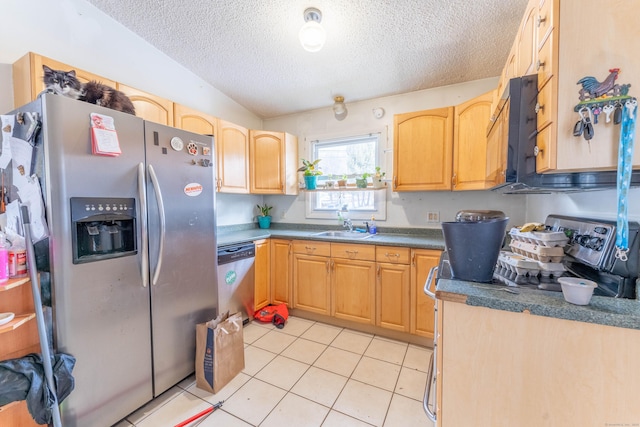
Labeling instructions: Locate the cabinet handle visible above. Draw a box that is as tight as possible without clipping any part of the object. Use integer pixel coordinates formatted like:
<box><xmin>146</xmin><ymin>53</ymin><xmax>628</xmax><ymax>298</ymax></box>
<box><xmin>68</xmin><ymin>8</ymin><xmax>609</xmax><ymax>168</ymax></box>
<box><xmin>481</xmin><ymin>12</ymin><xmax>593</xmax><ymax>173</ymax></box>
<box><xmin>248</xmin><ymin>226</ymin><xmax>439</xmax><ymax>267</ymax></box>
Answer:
<box><xmin>385</xmin><ymin>253</ymin><xmax>400</xmax><ymax>259</ymax></box>
<box><xmin>534</xmin><ymin>145</ymin><xmax>543</xmax><ymax>157</ymax></box>
<box><xmin>536</xmin><ymin>14</ymin><xmax>546</xmax><ymax>27</ymax></box>
<box><xmin>305</xmin><ymin>245</ymin><xmax>316</xmax><ymax>252</ymax></box>
<box><xmin>536</xmin><ymin>60</ymin><xmax>545</xmax><ymax>71</ymax></box>
<box><xmin>451</xmin><ymin>174</ymin><xmax>457</xmax><ymax>187</ymax></box>
<box><xmin>345</xmin><ymin>250</ymin><xmax>358</xmax><ymax>256</ymax></box>
<box><xmin>377</xmin><ymin>265</ymin><xmax>381</xmax><ymax>277</ymax></box>
<box><xmin>326</xmin><ymin>260</ymin><xmax>330</xmax><ymax>274</ymax></box>
<box><xmin>393</xmin><ymin>176</ymin><xmax>398</xmax><ymax>189</ymax></box>
<box><xmin>534</xmin><ymin>102</ymin><xmax>543</xmax><ymax>114</ymax></box>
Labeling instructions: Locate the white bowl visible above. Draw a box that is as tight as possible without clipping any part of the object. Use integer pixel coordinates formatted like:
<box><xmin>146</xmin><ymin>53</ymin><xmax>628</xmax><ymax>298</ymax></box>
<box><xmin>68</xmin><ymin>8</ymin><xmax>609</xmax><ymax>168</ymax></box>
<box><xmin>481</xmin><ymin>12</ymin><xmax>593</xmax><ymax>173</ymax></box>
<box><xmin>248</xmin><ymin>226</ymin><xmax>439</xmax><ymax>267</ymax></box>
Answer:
<box><xmin>0</xmin><ymin>312</ymin><xmax>15</xmax><ymax>326</ymax></box>
<box><xmin>558</xmin><ymin>277</ymin><xmax>597</xmax><ymax>305</ymax></box>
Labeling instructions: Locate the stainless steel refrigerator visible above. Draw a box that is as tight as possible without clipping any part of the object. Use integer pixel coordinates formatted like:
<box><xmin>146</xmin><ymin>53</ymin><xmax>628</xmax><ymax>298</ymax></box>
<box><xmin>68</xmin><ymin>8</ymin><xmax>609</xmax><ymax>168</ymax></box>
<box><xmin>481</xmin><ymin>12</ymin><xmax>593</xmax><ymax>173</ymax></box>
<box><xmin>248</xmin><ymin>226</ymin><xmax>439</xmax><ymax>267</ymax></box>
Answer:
<box><xmin>13</xmin><ymin>94</ymin><xmax>218</xmax><ymax>426</ymax></box>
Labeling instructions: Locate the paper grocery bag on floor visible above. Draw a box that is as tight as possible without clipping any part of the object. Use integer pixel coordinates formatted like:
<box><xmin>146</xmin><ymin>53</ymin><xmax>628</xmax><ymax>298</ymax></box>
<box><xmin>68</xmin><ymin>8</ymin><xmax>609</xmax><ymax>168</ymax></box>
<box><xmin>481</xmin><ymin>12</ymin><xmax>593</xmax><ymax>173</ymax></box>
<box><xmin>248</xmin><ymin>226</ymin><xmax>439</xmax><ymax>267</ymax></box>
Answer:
<box><xmin>195</xmin><ymin>312</ymin><xmax>245</xmax><ymax>393</ymax></box>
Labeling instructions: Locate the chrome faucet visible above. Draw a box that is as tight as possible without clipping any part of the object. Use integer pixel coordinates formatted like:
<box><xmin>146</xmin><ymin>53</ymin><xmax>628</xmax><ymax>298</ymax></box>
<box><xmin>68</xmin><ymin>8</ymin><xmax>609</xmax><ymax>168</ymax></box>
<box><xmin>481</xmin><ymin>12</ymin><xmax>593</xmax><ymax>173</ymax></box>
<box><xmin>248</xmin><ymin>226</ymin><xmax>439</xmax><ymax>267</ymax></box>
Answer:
<box><xmin>343</xmin><ymin>218</ymin><xmax>353</xmax><ymax>232</ymax></box>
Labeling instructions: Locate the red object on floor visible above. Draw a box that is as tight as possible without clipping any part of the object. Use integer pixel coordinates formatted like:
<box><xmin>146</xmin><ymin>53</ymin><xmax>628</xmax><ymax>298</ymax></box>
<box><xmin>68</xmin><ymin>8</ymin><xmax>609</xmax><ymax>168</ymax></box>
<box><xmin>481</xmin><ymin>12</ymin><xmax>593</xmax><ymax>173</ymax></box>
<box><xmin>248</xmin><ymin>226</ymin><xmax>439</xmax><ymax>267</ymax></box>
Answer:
<box><xmin>173</xmin><ymin>401</ymin><xmax>223</xmax><ymax>427</ymax></box>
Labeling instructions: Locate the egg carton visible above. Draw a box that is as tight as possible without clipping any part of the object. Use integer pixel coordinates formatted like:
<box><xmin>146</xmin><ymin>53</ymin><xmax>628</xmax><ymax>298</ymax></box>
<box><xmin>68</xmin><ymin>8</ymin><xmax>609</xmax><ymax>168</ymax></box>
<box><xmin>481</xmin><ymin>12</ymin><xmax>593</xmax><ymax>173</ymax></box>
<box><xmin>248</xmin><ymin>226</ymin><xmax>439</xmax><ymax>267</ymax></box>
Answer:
<box><xmin>496</xmin><ymin>251</ymin><xmax>540</xmax><ymax>276</ymax></box>
<box><xmin>509</xmin><ymin>228</ymin><xmax>569</xmax><ymax>247</ymax></box>
<box><xmin>537</xmin><ymin>260</ymin><xmax>566</xmax><ymax>278</ymax></box>
<box><xmin>509</xmin><ymin>240</ymin><xmax>565</xmax><ymax>263</ymax></box>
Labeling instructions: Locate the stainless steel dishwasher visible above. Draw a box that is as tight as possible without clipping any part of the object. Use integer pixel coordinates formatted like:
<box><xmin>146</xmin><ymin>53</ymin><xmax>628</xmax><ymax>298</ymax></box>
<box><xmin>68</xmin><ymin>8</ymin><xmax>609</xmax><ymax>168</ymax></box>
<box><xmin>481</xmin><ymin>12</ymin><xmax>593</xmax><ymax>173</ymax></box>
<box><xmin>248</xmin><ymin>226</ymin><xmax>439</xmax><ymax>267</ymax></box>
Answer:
<box><xmin>217</xmin><ymin>242</ymin><xmax>255</xmax><ymax>323</ymax></box>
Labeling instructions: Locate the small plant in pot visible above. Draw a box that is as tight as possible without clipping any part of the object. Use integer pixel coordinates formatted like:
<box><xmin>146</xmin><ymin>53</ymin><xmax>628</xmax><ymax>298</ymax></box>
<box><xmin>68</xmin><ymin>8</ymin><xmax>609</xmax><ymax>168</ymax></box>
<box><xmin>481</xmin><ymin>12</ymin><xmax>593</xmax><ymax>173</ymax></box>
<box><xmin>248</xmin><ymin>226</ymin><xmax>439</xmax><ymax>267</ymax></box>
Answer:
<box><xmin>337</xmin><ymin>174</ymin><xmax>348</xmax><ymax>188</ymax></box>
<box><xmin>256</xmin><ymin>203</ymin><xmax>273</xmax><ymax>229</ymax></box>
<box><xmin>373</xmin><ymin>166</ymin><xmax>386</xmax><ymax>188</ymax></box>
<box><xmin>325</xmin><ymin>174</ymin><xmax>335</xmax><ymax>189</ymax></box>
<box><xmin>298</xmin><ymin>158</ymin><xmax>322</xmax><ymax>190</ymax></box>
<box><xmin>356</xmin><ymin>172</ymin><xmax>370</xmax><ymax>188</ymax></box>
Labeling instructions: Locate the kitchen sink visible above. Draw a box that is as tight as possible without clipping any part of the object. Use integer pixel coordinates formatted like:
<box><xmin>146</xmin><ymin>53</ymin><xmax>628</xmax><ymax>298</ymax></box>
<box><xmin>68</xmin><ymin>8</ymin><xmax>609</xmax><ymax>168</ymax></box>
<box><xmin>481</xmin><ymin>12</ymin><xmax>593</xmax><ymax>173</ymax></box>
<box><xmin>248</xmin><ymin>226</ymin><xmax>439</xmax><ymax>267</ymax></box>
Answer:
<box><xmin>312</xmin><ymin>231</ymin><xmax>374</xmax><ymax>239</ymax></box>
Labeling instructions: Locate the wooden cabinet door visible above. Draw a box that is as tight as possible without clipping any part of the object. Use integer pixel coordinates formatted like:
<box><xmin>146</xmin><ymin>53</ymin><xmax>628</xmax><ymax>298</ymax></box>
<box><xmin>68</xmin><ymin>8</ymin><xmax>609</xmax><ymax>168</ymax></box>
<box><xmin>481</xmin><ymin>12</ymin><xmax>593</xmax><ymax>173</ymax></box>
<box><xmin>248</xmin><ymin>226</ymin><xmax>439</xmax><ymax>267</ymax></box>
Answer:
<box><xmin>217</xmin><ymin>119</ymin><xmax>250</xmax><ymax>194</ymax></box>
<box><xmin>515</xmin><ymin>0</ymin><xmax>537</xmax><ymax>76</ymax></box>
<box><xmin>254</xmin><ymin>239</ymin><xmax>270</xmax><ymax>311</ymax></box>
<box><xmin>12</xmin><ymin>52</ymin><xmax>117</xmax><ymax>108</ymax></box>
<box><xmin>410</xmin><ymin>249</ymin><xmax>441</xmax><ymax>338</ymax></box>
<box><xmin>486</xmin><ymin>100</ymin><xmax>510</xmax><ymax>188</ymax></box>
<box><xmin>393</xmin><ymin>107</ymin><xmax>454</xmax><ymax>191</ymax></box>
<box><xmin>452</xmin><ymin>90</ymin><xmax>494</xmax><ymax>190</ymax></box>
<box><xmin>376</xmin><ymin>263</ymin><xmax>411</xmax><ymax>332</ymax></box>
<box><xmin>293</xmin><ymin>253</ymin><xmax>331</xmax><ymax>315</ymax></box>
<box><xmin>117</xmin><ymin>84</ymin><xmax>174</xmax><ymax>126</ymax></box>
<box><xmin>331</xmin><ymin>258</ymin><xmax>376</xmax><ymax>324</ymax></box>
<box><xmin>270</xmin><ymin>239</ymin><xmax>291</xmax><ymax>306</ymax></box>
<box><xmin>249</xmin><ymin>130</ymin><xmax>298</xmax><ymax>195</ymax></box>
<box><xmin>173</xmin><ymin>103</ymin><xmax>217</xmax><ymax>135</ymax></box>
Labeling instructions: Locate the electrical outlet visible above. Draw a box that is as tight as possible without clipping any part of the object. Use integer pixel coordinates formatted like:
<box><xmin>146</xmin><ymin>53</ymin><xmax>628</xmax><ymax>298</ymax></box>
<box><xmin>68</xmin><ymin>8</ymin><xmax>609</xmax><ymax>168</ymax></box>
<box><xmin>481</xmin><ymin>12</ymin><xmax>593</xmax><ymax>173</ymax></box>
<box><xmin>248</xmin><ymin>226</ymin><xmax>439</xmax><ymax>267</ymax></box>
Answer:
<box><xmin>427</xmin><ymin>211</ymin><xmax>440</xmax><ymax>223</ymax></box>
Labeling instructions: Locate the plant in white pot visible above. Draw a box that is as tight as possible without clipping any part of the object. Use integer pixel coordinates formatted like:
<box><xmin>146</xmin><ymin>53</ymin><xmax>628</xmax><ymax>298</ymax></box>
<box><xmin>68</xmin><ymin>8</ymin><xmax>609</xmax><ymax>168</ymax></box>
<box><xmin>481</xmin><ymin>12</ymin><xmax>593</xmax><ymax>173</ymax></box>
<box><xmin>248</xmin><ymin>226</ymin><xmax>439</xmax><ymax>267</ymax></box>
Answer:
<box><xmin>373</xmin><ymin>166</ymin><xmax>386</xmax><ymax>188</ymax></box>
<box><xmin>256</xmin><ymin>203</ymin><xmax>273</xmax><ymax>229</ymax></box>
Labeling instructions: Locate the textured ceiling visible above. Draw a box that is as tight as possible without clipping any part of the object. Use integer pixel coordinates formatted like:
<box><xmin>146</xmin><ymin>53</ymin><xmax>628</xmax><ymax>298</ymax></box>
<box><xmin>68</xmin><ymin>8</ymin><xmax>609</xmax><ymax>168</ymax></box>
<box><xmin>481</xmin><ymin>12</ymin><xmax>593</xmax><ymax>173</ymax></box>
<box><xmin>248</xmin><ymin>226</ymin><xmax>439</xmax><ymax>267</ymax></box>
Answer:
<box><xmin>86</xmin><ymin>0</ymin><xmax>528</xmax><ymax>119</ymax></box>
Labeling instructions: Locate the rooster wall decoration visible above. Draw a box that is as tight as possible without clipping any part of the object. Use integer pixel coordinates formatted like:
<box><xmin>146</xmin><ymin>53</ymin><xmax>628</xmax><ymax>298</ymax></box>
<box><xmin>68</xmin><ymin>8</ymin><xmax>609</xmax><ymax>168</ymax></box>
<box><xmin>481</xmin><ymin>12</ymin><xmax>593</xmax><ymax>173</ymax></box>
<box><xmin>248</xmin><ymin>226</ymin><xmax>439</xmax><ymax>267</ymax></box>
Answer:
<box><xmin>577</xmin><ymin>68</ymin><xmax>631</xmax><ymax>101</ymax></box>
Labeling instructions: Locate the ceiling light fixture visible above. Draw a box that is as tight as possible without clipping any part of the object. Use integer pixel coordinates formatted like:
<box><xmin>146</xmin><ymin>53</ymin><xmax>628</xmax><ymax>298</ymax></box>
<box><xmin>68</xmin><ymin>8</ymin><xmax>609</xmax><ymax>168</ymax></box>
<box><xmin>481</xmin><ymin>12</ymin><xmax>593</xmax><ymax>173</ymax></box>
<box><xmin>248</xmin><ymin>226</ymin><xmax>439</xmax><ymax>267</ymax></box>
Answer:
<box><xmin>299</xmin><ymin>7</ymin><xmax>326</xmax><ymax>52</ymax></box>
<box><xmin>333</xmin><ymin>96</ymin><xmax>348</xmax><ymax>121</ymax></box>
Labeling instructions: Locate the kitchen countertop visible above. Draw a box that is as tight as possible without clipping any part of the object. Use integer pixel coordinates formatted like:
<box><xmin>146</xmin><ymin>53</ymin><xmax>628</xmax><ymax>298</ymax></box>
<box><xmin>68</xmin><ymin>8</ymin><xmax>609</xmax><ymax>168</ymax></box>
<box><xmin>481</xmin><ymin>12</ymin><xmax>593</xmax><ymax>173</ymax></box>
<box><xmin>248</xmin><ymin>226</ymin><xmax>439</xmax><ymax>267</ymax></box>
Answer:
<box><xmin>216</xmin><ymin>223</ymin><xmax>446</xmax><ymax>249</ymax></box>
<box><xmin>436</xmin><ymin>278</ymin><xmax>640</xmax><ymax>331</ymax></box>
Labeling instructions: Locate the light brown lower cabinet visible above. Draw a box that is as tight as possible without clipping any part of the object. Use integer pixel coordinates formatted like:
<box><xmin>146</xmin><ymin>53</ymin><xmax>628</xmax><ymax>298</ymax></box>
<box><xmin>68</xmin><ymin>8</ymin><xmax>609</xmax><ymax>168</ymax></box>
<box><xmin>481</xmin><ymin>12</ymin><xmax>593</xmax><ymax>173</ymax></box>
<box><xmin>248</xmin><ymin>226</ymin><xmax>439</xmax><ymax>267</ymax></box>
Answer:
<box><xmin>270</xmin><ymin>239</ymin><xmax>292</xmax><ymax>306</ymax></box>
<box><xmin>410</xmin><ymin>249</ymin><xmax>441</xmax><ymax>339</ymax></box>
<box><xmin>436</xmin><ymin>301</ymin><xmax>640</xmax><ymax>426</ymax></box>
<box><xmin>292</xmin><ymin>241</ymin><xmax>331</xmax><ymax>315</ymax></box>
<box><xmin>254</xmin><ymin>239</ymin><xmax>270</xmax><ymax>311</ymax></box>
<box><xmin>376</xmin><ymin>247</ymin><xmax>411</xmax><ymax>332</ymax></box>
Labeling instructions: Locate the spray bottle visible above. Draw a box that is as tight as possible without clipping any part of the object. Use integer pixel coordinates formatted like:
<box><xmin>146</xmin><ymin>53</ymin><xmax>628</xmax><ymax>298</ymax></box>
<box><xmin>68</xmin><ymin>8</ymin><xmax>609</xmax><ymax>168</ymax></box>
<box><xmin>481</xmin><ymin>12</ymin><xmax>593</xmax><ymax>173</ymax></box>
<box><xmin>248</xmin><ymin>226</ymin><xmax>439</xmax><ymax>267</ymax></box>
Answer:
<box><xmin>369</xmin><ymin>216</ymin><xmax>377</xmax><ymax>235</ymax></box>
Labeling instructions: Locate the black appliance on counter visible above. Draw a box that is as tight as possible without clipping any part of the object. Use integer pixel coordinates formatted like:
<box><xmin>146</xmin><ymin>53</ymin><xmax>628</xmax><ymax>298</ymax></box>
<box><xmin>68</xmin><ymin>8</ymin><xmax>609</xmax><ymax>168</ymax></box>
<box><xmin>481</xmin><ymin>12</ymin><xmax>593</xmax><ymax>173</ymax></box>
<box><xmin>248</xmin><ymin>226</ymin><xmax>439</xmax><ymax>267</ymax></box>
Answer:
<box><xmin>437</xmin><ymin>214</ymin><xmax>640</xmax><ymax>299</ymax></box>
<box><xmin>489</xmin><ymin>74</ymin><xmax>640</xmax><ymax>193</ymax></box>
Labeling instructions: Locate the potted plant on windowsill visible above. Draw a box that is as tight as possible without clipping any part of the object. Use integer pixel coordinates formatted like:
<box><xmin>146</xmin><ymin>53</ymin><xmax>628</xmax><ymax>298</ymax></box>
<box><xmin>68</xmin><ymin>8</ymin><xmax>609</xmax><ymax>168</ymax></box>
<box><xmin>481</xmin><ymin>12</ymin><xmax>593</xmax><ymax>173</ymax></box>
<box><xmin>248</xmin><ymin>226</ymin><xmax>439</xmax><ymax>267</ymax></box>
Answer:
<box><xmin>298</xmin><ymin>158</ymin><xmax>322</xmax><ymax>190</ymax></box>
<box><xmin>337</xmin><ymin>174</ymin><xmax>348</xmax><ymax>188</ymax></box>
<box><xmin>373</xmin><ymin>166</ymin><xmax>386</xmax><ymax>188</ymax></box>
<box><xmin>256</xmin><ymin>203</ymin><xmax>273</xmax><ymax>229</ymax></box>
<box><xmin>356</xmin><ymin>172</ymin><xmax>370</xmax><ymax>188</ymax></box>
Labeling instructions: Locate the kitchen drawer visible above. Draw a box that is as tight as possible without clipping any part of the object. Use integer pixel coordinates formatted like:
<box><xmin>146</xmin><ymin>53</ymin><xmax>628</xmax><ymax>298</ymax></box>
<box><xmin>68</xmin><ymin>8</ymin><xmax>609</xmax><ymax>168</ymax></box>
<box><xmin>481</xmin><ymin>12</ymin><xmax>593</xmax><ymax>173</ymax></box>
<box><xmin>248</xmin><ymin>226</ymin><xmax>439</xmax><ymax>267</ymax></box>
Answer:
<box><xmin>536</xmin><ymin>77</ymin><xmax>554</xmax><ymax>130</ymax></box>
<box><xmin>535</xmin><ymin>121</ymin><xmax>556</xmax><ymax>173</ymax></box>
<box><xmin>292</xmin><ymin>240</ymin><xmax>331</xmax><ymax>257</ymax></box>
<box><xmin>536</xmin><ymin>29</ymin><xmax>555</xmax><ymax>89</ymax></box>
<box><xmin>375</xmin><ymin>246</ymin><xmax>411</xmax><ymax>264</ymax></box>
<box><xmin>536</xmin><ymin>0</ymin><xmax>555</xmax><ymax>47</ymax></box>
<box><xmin>331</xmin><ymin>243</ymin><xmax>376</xmax><ymax>261</ymax></box>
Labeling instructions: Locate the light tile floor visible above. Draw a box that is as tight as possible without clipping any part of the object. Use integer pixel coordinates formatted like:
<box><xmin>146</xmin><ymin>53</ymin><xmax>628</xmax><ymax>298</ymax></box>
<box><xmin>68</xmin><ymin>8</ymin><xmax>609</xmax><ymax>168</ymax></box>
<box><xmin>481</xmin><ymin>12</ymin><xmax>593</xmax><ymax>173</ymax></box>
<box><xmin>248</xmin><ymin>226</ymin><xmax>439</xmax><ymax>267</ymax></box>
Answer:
<box><xmin>114</xmin><ymin>316</ymin><xmax>434</xmax><ymax>427</ymax></box>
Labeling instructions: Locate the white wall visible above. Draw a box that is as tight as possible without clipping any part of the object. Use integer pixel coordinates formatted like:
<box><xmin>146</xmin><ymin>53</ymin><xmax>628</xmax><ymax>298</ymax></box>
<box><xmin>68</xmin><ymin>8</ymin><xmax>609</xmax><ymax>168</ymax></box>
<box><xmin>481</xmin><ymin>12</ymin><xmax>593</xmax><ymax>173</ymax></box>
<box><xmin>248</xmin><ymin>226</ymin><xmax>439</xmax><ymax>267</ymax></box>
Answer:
<box><xmin>0</xmin><ymin>0</ymin><xmax>261</xmax><ymax>129</ymax></box>
<box><xmin>263</xmin><ymin>77</ymin><xmax>528</xmax><ymax>228</ymax></box>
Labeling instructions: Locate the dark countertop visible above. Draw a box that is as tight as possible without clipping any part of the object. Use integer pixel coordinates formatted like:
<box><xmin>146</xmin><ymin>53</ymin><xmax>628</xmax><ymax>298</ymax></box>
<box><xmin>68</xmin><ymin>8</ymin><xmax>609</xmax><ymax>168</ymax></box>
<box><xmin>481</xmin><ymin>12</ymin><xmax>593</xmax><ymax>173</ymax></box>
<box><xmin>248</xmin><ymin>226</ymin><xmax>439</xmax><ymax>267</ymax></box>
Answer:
<box><xmin>436</xmin><ymin>279</ymin><xmax>640</xmax><ymax>331</ymax></box>
<box><xmin>216</xmin><ymin>223</ymin><xmax>446</xmax><ymax>249</ymax></box>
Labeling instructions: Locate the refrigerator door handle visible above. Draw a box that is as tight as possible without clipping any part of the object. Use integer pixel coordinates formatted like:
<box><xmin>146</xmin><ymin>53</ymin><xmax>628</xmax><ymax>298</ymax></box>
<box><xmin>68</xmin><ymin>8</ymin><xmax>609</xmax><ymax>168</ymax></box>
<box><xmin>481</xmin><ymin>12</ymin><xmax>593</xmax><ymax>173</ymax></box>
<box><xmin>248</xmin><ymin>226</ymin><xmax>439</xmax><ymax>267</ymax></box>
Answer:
<box><xmin>148</xmin><ymin>164</ymin><xmax>165</xmax><ymax>286</ymax></box>
<box><xmin>138</xmin><ymin>162</ymin><xmax>149</xmax><ymax>288</ymax></box>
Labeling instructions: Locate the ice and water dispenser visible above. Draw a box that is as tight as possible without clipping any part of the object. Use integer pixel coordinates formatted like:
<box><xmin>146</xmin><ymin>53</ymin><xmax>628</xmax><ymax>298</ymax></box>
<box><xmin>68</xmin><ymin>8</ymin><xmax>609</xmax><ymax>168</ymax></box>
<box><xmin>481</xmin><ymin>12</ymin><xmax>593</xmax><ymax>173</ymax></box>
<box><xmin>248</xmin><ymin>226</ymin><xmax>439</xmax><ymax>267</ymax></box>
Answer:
<box><xmin>71</xmin><ymin>197</ymin><xmax>137</xmax><ymax>264</ymax></box>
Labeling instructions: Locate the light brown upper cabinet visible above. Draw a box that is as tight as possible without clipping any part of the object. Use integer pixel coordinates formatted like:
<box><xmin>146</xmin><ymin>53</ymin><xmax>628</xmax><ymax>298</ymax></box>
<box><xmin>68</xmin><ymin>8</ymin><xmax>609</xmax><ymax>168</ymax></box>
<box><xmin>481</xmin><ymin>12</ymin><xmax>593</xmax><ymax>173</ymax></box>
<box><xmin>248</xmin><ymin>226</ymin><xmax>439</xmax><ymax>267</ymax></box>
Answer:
<box><xmin>217</xmin><ymin>119</ymin><xmax>250</xmax><ymax>193</ymax></box>
<box><xmin>249</xmin><ymin>130</ymin><xmax>299</xmax><ymax>195</ymax></box>
<box><xmin>486</xmin><ymin>99</ymin><xmax>510</xmax><ymax>188</ymax></box>
<box><xmin>452</xmin><ymin>90</ymin><xmax>494</xmax><ymax>190</ymax></box>
<box><xmin>173</xmin><ymin>103</ymin><xmax>217</xmax><ymax>136</ymax></box>
<box><xmin>515</xmin><ymin>1</ymin><xmax>537</xmax><ymax>77</ymax></box>
<box><xmin>116</xmin><ymin>84</ymin><xmax>173</xmax><ymax>126</ymax></box>
<box><xmin>393</xmin><ymin>107</ymin><xmax>454</xmax><ymax>191</ymax></box>
<box><xmin>12</xmin><ymin>52</ymin><xmax>117</xmax><ymax>108</ymax></box>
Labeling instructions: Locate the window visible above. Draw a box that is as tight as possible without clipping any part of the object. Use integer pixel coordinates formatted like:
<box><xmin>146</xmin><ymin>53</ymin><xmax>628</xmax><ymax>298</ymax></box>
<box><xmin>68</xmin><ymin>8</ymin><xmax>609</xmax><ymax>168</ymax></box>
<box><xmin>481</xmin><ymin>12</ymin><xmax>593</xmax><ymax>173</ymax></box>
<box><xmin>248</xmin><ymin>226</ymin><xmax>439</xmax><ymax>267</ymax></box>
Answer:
<box><xmin>305</xmin><ymin>132</ymin><xmax>386</xmax><ymax>220</ymax></box>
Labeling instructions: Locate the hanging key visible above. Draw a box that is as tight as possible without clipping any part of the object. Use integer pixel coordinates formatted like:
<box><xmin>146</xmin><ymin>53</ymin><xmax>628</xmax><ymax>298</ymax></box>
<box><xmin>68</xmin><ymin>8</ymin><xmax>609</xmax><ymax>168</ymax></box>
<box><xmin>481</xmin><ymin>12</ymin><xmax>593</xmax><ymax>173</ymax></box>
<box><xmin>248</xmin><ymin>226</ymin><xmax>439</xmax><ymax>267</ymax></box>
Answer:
<box><xmin>573</xmin><ymin>119</ymin><xmax>584</xmax><ymax>137</ymax></box>
<box><xmin>591</xmin><ymin>107</ymin><xmax>601</xmax><ymax>124</ymax></box>
<box><xmin>614</xmin><ymin>103</ymin><xmax>623</xmax><ymax>124</ymax></box>
<box><xmin>583</xmin><ymin>117</ymin><xmax>594</xmax><ymax>140</ymax></box>
<box><xmin>626</xmin><ymin>99</ymin><xmax>638</xmax><ymax>119</ymax></box>
<box><xmin>602</xmin><ymin>104</ymin><xmax>614</xmax><ymax>123</ymax></box>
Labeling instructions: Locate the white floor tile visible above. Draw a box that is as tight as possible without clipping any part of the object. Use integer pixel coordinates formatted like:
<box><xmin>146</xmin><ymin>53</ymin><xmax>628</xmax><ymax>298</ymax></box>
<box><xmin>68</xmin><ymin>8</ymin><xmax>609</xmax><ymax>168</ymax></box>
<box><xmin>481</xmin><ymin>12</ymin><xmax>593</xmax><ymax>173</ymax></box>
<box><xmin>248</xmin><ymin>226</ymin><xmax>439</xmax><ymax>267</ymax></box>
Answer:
<box><xmin>394</xmin><ymin>367</ymin><xmax>428</xmax><ymax>401</ymax></box>
<box><xmin>134</xmin><ymin>390</ymin><xmax>212</xmax><ymax>427</ymax></box>
<box><xmin>255</xmin><ymin>355</ymin><xmax>310</xmax><ymax>390</ymax></box>
<box><xmin>313</xmin><ymin>346</ymin><xmax>362</xmax><ymax>377</ymax></box>
<box><xmin>252</xmin><ymin>329</ymin><xmax>297</xmax><ymax>353</ymax></box>
<box><xmin>291</xmin><ymin>366</ymin><xmax>348</xmax><ymax>407</ymax></box>
<box><xmin>281</xmin><ymin>337</ymin><xmax>327</xmax><ymax>364</ymax></box>
<box><xmin>260</xmin><ymin>393</ymin><xmax>330</xmax><ymax>427</ymax></box>
<box><xmin>301</xmin><ymin>322</ymin><xmax>343</xmax><ymax>344</ymax></box>
<box><xmin>333</xmin><ymin>379</ymin><xmax>393</xmax><ymax>427</ymax></box>
<box><xmin>223</xmin><ymin>378</ymin><xmax>287</xmax><ymax>426</ymax></box>
<box><xmin>403</xmin><ymin>344</ymin><xmax>431</xmax><ymax>372</ymax></box>
<box><xmin>322</xmin><ymin>410</ymin><xmax>376</xmax><ymax>426</ymax></box>
<box><xmin>186</xmin><ymin>372</ymin><xmax>251</xmax><ymax>404</ymax></box>
<box><xmin>330</xmin><ymin>329</ymin><xmax>374</xmax><ymax>354</ymax></box>
<box><xmin>364</xmin><ymin>337</ymin><xmax>408</xmax><ymax>365</ymax></box>
<box><xmin>276</xmin><ymin>316</ymin><xmax>315</xmax><ymax>336</ymax></box>
<box><xmin>243</xmin><ymin>322</ymin><xmax>272</xmax><ymax>344</ymax></box>
<box><xmin>243</xmin><ymin>344</ymin><xmax>277</xmax><ymax>376</ymax></box>
<box><xmin>351</xmin><ymin>356</ymin><xmax>401</xmax><ymax>391</ymax></box>
<box><xmin>198</xmin><ymin>408</ymin><xmax>253</xmax><ymax>426</ymax></box>
<box><xmin>383</xmin><ymin>393</ymin><xmax>433</xmax><ymax>427</ymax></box>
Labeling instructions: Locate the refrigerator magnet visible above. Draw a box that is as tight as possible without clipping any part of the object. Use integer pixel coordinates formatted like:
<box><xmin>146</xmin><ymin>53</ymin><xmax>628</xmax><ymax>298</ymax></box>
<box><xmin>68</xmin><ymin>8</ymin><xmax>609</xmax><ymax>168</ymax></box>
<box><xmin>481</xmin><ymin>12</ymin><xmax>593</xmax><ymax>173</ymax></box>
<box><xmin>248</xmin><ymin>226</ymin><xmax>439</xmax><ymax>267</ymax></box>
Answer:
<box><xmin>187</xmin><ymin>142</ymin><xmax>198</xmax><ymax>156</ymax></box>
<box><xmin>184</xmin><ymin>183</ymin><xmax>203</xmax><ymax>197</ymax></box>
<box><xmin>170</xmin><ymin>137</ymin><xmax>184</xmax><ymax>151</ymax></box>
<box><xmin>202</xmin><ymin>146</ymin><xmax>211</xmax><ymax>156</ymax></box>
